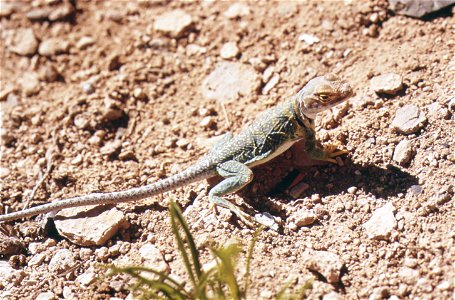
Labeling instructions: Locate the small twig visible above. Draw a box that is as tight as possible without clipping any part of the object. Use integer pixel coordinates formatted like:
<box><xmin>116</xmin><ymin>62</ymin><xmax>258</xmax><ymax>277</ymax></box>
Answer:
<box><xmin>220</xmin><ymin>101</ymin><xmax>231</xmax><ymax>129</ymax></box>
<box><xmin>22</xmin><ymin>130</ymin><xmax>58</xmax><ymax>211</ymax></box>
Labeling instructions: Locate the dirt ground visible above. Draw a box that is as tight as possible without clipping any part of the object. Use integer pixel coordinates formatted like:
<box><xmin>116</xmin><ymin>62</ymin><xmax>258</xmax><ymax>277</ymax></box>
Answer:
<box><xmin>0</xmin><ymin>0</ymin><xmax>454</xmax><ymax>299</ymax></box>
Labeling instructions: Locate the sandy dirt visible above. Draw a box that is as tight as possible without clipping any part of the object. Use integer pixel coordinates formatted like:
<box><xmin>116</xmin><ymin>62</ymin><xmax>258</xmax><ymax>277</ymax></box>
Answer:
<box><xmin>0</xmin><ymin>0</ymin><xmax>454</xmax><ymax>299</ymax></box>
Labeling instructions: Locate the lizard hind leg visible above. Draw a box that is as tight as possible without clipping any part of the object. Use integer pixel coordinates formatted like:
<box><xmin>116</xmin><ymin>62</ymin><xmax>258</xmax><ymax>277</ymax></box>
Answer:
<box><xmin>209</xmin><ymin>160</ymin><xmax>255</xmax><ymax>227</ymax></box>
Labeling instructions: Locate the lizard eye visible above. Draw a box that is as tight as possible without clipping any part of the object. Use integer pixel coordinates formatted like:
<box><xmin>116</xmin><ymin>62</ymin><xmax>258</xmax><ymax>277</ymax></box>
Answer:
<box><xmin>318</xmin><ymin>94</ymin><xmax>329</xmax><ymax>101</ymax></box>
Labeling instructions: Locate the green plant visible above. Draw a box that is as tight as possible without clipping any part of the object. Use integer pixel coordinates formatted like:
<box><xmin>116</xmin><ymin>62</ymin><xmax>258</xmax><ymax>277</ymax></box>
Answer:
<box><xmin>107</xmin><ymin>200</ymin><xmax>312</xmax><ymax>299</ymax></box>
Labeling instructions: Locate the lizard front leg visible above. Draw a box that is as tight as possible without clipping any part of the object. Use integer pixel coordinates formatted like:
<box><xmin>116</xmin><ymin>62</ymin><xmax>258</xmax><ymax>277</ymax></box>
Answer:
<box><xmin>209</xmin><ymin>160</ymin><xmax>255</xmax><ymax>226</ymax></box>
<box><xmin>305</xmin><ymin>130</ymin><xmax>348</xmax><ymax>163</ymax></box>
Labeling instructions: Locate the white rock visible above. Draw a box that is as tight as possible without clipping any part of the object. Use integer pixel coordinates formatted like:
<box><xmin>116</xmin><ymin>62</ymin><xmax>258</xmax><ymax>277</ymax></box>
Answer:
<box><xmin>36</xmin><ymin>291</ymin><xmax>55</xmax><ymax>300</ymax></box>
<box><xmin>298</xmin><ymin>33</ymin><xmax>320</xmax><ymax>45</ymax></box>
<box><xmin>391</xmin><ymin>105</ymin><xmax>427</xmax><ymax>134</ymax></box>
<box><xmin>154</xmin><ymin>10</ymin><xmax>193</xmax><ymax>38</ymax></box>
<box><xmin>290</xmin><ymin>208</ymin><xmax>316</xmax><ymax>227</ymax></box>
<box><xmin>38</xmin><ymin>38</ymin><xmax>70</xmax><ymax>56</ymax></box>
<box><xmin>0</xmin><ymin>260</ymin><xmax>19</xmax><ymax>283</ymax></box>
<box><xmin>370</xmin><ymin>73</ymin><xmax>403</xmax><ymax>95</ymax></box>
<box><xmin>28</xmin><ymin>253</ymin><xmax>46</xmax><ymax>266</ymax></box>
<box><xmin>224</xmin><ymin>3</ymin><xmax>250</xmax><ymax>18</ymax></box>
<box><xmin>20</xmin><ymin>73</ymin><xmax>41</xmax><ymax>96</ymax></box>
<box><xmin>76</xmin><ymin>36</ymin><xmax>95</xmax><ymax>50</ymax></box>
<box><xmin>201</xmin><ymin>62</ymin><xmax>261</xmax><ymax>102</ymax></box>
<box><xmin>399</xmin><ymin>266</ymin><xmax>419</xmax><ymax>284</ymax></box>
<box><xmin>393</xmin><ymin>140</ymin><xmax>413</xmax><ymax>165</ymax></box>
<box><xmin>323</xmin><ymin>291</ymin><xmax>342</xmax><ymax>300</ymax></box>
<box><xmin>220</xmin><ymin>42</ymin><xmax>239</xmax><ymax>59</ymax></box>
<box><xmin>0</xmin><ymin>167</ymin><xmax>10</xmax><ymax>179</ymax></box>
<box><xmin>304</xmin><ymin>251</ymin><xmax>343</xmax><ymax>283</ymax></box>
<box><xmin>9</xmin><ymin>28</ymin><xmax>39</xmax><ymax>56</ymax></box>
<box><xmin>254</xmin><ymin>212</ymin><xmax>279</xmax><ymax>231</ymax></box>
<box><xmin>48</xmin><ymin>249</ymin><xmax>76</xmax><ymax>273</ymax></box>
<box><xmin>186</xmin><ymin>44</ymin><xmax>207</xmax><ymax>56</ymax></box>
<box><xmin>0</xmin><ymin>2</ymin><xmax>15</xmax><ymax>17</ymax></box>
<box><xmin>76</xmin><ymin>270</ymin><xmax>96</xmax><ymax>286</ymax></box>
<box><xmin>139</xmin><ymin>243</ymin><xmax>168</xmax><ymax>272</ymax></box>
<box><xmin>363</xmin><ymin>202</ymin><xmax>397</xmax><ymax>240</ymax></box>
<box><xmin>54</xmin><ymin>205</ymin><xmax>128</xmax><ymax>246</ymax></box>
<box><xmin>262</xmin><ymin>74</ymin><xmax>280</xmax><ymax>95</ymax></box>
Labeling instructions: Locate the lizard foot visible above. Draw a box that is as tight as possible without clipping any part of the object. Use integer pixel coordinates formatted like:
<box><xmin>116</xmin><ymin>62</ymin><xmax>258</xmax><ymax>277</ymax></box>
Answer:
<box><xmin>321</xmin><ymin>142</ymin><xmax>349</xmax><ymax>163</ymax></box>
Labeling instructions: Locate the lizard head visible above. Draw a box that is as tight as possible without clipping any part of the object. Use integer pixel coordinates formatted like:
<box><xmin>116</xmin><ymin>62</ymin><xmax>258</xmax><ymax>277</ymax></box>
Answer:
<box><xmin>297</xmin><ymin>73</ymin><xmax>353</xmax><ymax>119</ymax></box>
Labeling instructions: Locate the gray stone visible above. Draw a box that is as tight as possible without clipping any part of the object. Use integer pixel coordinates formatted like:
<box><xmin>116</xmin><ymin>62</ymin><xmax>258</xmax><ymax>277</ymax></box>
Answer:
<box><xmin>48</xmin><ymin>249</ymin><xmax>75</xmax><ymax>273</ymax></box>
<box><xmin>38</xmin><ymin>38</ymin><xmax>70</xmax><ymax>57</ymax></box>
<box><xmin>389</xmin><ymin>0</ymin><xmax>455</xmax><ymax>18</ymax></box>
<box><xmin>201</xmin><ymin>62</ymin><xmax>261</xmax><ymax>102</ymax></box>
<box><xmin>393</xmin><ymin>140</ymin><xmax>413</xmax><ymax>165</ymax></box>
<box><xmin>154</xmin><ymin>10</ymin><xmax>193</xmax><ymax>38</ymax></box>
<box><xmin>391</xmin><ymin>105</ymin><xmax>427</xmax><ymax>134</ymax></box>
<box><xmin>408</xmin><ymin>184</ymin><xmax>423</xmax><ymax>195</ymax></box>
<box><xmin>9</xmin><ymin>28</ymin><xmax>39</xmax><ymax>56</ymax></box>
<box><xmin>54</xmin><ymin>205</ymin><xmax>129</xmax><ymax>246</ymax></box>
<box><xmin>370</xmin><ymin>73</ymin><xmax>403</xmax><ymax>95</ymax></box>
<box><xmin>304</xmin><ymin>250</ymin><xmax>343</xmax><ymax>283</ymax></box>
<box><xmin>363</xmin><ymin>202</ymin><xmax>397</xmax><ymax>240</ymax></box>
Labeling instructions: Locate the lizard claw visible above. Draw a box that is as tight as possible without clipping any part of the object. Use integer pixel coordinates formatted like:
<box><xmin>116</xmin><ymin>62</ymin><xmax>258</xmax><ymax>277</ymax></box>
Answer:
<box><xmin>321</xmin><ymin>142</ymin><xmax>349</xmax><ymax>163</ymax></box>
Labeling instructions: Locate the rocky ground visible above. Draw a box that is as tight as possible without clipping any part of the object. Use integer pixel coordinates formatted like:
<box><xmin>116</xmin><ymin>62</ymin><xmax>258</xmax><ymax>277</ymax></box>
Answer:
<box><xmin>0</xmin><ymin>0</ymin><xmax>454</xmax><ymax>299</ymax></box>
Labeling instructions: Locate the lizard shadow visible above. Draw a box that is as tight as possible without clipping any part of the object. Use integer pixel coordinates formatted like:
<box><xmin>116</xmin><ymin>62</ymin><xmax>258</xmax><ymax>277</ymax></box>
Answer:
<box><xmin>239</xmin><ymin>150</ymin><xmax>419</xmax><ymax>218</ymax></box>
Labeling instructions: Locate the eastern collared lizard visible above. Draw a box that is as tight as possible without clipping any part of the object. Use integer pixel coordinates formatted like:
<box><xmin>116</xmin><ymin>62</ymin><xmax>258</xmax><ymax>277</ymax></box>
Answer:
<box><xmin>0</xmin><ymin>74</ymin><xmax>353</xmax><ymax>225</ymax></box>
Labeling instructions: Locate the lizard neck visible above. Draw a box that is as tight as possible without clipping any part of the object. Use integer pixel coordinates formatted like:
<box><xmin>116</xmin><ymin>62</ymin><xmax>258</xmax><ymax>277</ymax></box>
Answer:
<box><xmin>291</xmin><ymin>96</ymin><xmax>314</xmax><ymax>130</ymax></box>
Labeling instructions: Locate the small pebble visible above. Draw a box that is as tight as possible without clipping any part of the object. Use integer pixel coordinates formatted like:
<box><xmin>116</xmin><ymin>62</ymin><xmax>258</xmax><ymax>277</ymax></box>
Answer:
<box><xmin>224</xmin><ymin>3</ymin><xmax>251</xmax><ymax>18</ymax></box>
<box><xmin>76</xmin><ymin>36</ymin><xmax>95</xmax><ymax>50</ymax></box>
<box><xmin>393</xmin><ymin>140</ymin><xmax>413</xmax><ymax>165</ymax></box>
<box><xmin>254</xmin><ymin>212</ymin><xmax>279</xmax><ymax>231</ymax></box>
<box><xmin>81</xmin><ymin>81</ymin><xmax>95</xmax><ymax>94</ymax></box>
<box><xmin>199</xmin><ymin>116</ymin><xmax>215</xmax><ymax>128</ymax></box>
<box><xmin>370</xmin><ymin>73</ymin><xmax>403</xmax><ymax>95</ymax></box>
<box><xmin>298</xmin><ymin>33</ymin><xmax>320</xmax><ymax>45</ymax></box>
<box><xmin>347</xmin><ymin>186</ymin><xmax>358</xmax><ymax>194</ymax></box>
<box><xmin>38</xmin><ymin>38</ymin><xmax>70</xmax><ymax>57</ymax></box>
<box><xmin>408</xmin><ymin>184</ymin><xmax>423</xmax><ymax>196</ymax></box>
<box><xmin>0</xmin><ymin>167</ymin><xmax>11</xmax><ymax>179</ymax></box>
<box><xmin>220</xmin><ymin>42</ymin><xmax>239</xmax><ymax>59</ymax></box>
<box><xmin>9</xmin><ymin>28</ymin><xmax>39</xmax><ymax>56</ymax></box>
<box><xmin>154</xmin><ymin>9</ymin><xmax>193</xmax><ymax>38</ymax></box>
<box><xmin>391</xmin><ymin>105</ymin><xmax>427</xmax><ymax>134</ymax></box>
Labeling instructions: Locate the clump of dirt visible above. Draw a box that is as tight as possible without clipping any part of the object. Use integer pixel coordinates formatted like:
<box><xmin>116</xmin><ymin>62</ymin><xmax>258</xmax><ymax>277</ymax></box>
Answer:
<box><xmin>0</xmin><ymin>1</ymin><xmax>453</xmax><ymax>299</ymax></box>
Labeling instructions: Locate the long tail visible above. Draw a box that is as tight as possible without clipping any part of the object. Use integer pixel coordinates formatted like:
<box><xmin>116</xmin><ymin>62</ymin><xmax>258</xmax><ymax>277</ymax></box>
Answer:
<box><xmin>0</xmin><ymin>163</ymin><xmax>216</xmax><ymax>223</ymax></box>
